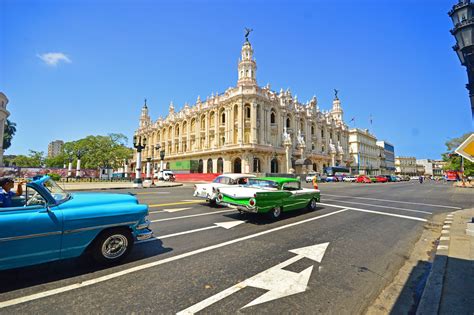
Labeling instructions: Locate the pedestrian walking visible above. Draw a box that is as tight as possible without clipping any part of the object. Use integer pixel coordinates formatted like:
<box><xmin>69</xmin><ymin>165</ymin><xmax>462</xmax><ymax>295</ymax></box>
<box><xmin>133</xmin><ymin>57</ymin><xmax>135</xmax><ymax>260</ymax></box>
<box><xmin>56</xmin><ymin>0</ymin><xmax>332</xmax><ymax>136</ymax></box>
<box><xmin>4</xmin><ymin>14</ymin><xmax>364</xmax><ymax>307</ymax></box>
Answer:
<box><xmin>419</xmin><ymin>176</ymin><xmax>423</xmax><ymax>184</ymax></box>
<box><xmin>312</xmin><ymin>176</ymin><xmax>319</xmax><ymax>190</ymax></box>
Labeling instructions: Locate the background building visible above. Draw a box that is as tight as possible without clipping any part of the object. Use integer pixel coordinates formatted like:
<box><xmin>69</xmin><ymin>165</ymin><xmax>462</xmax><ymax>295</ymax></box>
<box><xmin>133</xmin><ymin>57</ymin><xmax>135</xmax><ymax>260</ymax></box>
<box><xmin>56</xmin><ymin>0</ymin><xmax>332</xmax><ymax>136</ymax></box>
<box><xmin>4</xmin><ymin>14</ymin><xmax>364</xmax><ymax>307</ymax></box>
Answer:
<box><xmin>0</xmin><ymin>93</ymin><xmax>10</xmax><ymax>166</ymax></box>
<box><xmin>395</xmin><ymin>156</ymin><xmax>417</xmax><ymax>176</ymax></box>
<box><xmin>134</xmin><ymin>38</ymin><xmax>351</xmax><ymax>174</ymax></box>
<box><xmin>48</xmin><ymin>140</ymin><xmax>64</xmax><ymax>158</ymax></box>
<box><xmin>349</xmin><ymin>128</ymin><xmax>380</xmax><ymax>175</ymax></box>
<box><xmin>416</xmin><ymin>159</ymin><xmax>446</xmax><ymax>177</ymax></box>
<box><xmin>377</xmin><ymin>140</ymin><xmax>395</xmax><ymax>174</ymax></box>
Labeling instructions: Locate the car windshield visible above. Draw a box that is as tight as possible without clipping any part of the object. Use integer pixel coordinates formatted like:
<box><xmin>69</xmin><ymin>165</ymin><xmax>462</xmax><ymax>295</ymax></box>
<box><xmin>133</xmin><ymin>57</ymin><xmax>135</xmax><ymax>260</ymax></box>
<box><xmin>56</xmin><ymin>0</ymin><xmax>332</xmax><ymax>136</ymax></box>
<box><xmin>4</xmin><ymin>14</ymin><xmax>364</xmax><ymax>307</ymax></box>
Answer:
<box><xmin>43</xmin><ymin>178</ymin><xmax>70</xmax><ymax>203</ymax></box>
<box><xmin>246</xmin><ymin>179</ymin><xmax>279</xmax><ymax>189</ymax></box>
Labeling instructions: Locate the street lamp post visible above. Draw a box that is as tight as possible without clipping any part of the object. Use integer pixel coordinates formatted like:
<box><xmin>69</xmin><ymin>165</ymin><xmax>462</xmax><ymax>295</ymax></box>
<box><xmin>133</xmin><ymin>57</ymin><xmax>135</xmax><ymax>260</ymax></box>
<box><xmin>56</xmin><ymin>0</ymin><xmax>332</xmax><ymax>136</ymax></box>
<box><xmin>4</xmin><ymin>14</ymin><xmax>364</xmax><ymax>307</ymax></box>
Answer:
<box><xmin>159</xmin><ymin>148</ymin><xmax>166</xmax><ymax>177</ymax></box>
<box><xmin>133</xmin><ymin>135</ymin><xmax>147</xmax><ymax>188</ymax></box>
<box><xmin>449</xmin><ymin>0</ymin><xmax>474</xmax><ymax>117</ymax></box>
<box><xmin>151</xmin><ymin>144</ymin><xmax>161</xmax><ymax>187</ymax></box>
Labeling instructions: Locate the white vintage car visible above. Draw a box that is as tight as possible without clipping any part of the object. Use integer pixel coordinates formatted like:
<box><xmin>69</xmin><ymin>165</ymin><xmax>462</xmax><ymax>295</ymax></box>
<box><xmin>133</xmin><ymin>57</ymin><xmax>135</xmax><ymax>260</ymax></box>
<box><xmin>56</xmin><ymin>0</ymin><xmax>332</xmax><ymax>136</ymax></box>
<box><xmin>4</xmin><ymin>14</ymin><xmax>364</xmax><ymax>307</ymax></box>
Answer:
<box><xmin>193</xmin><ymin>173</ymin><xmax>256</xmax><ymax>205</ymax></box>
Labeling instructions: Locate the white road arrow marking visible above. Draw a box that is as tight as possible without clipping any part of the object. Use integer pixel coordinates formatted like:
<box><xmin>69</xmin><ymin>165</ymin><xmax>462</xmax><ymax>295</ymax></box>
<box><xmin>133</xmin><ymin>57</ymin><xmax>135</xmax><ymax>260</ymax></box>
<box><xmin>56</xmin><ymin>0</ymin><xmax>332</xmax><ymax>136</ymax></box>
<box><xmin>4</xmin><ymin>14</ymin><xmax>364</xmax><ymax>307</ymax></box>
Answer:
<box><xmin>214</xmin><ymin>220</ymin><xmax>246</xmax><ymax>229</ymax></box>
<box><xmin>177</xmin><ymin>242</ymin><xmax>329</xmax><ymax>314</ymax></box>
<box><xmin>137</xmin><ymin>220</ymin><xmax>246</xmax><ymax>244</ymax></box>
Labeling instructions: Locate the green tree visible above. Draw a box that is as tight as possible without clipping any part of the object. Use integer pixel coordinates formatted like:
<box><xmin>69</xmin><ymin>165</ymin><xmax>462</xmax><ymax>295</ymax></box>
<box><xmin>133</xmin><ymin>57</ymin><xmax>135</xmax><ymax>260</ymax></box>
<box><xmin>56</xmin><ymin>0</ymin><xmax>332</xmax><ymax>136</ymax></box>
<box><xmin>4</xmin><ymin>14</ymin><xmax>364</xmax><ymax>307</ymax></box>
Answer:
<box><xmin>442</xmin><ymin>133</ymin><xmax>474</xmax><ymax>176</ymax></box>
<box><xmin>56</xmin><ymin>134</ymin><xmax>133</xmax><ymax>170</ymax></box>
<box><xmin>3</xmin><ymin>119</ymin><xmax>16</xmax><ymax>151</ymax></box>
<box><xmin>10</xmin><ymin>150</ymin><xmax>45</xmax><ymax>167</ymax></box>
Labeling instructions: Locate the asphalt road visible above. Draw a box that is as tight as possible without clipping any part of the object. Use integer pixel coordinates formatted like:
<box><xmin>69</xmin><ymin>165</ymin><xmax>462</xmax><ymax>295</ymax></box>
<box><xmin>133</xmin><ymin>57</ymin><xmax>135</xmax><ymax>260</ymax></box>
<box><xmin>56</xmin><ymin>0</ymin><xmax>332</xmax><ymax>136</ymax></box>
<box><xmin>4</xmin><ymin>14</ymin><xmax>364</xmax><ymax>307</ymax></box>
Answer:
<box><xmin>0</xmin><ymin>180</ymin><xmax>471</xmax><ymax>314</ymax></box>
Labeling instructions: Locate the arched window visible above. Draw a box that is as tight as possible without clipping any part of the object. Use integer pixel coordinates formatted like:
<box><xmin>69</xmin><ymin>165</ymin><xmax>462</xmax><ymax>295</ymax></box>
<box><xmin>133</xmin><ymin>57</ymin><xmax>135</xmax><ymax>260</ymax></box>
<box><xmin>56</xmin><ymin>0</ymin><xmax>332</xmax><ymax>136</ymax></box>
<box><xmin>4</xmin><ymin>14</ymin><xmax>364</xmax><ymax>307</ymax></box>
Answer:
<box><xmin>321</xmin><ymin>129</ymin><xmax>324</xmax><ymax>138</ymax></box>
<box><xmin>245</xmin><ymin>106</ymin><xmax>251</xmax><ymax>119</ymax></box>
<box><xmin>233</xmin><ymin>158</ymin><xmax>242</xmax><ymax>173</ymax></box>
<box><xmin>271</xmin><ymin>112</ymin><xmax>275</xmax><ymax>124</ymax></box>
<box><xmin>207</xmin><ymin>159</ymin><xmax>213</xmax><ymax>173</ymax></box>
<box><xmin>198</xmin><ymin>159</ymin><xmax>203</xmax><ymax>173</ymax></box>
<box><xmin>217</xmin><ymin>157</ymin><xmax>224</xmax><ymax>173</ymax></box>
<box><xmin>311</xmin><ymin>125</ymin><xmax>315</xmax><ymax>135</ymax></box>
<box><xmin>271</xmin><ymin>158</ymin><xmax>279</xmax><ymax>173</ymax></box>
<box><xmin>221</xmin><ymin>113</ymin><xmax>225</xmax><ymax>124</ymax></box>
<box><xmin>286</xmin><ymin>118</ymin><xmax>290</xmax><ymax>128</ymax></box>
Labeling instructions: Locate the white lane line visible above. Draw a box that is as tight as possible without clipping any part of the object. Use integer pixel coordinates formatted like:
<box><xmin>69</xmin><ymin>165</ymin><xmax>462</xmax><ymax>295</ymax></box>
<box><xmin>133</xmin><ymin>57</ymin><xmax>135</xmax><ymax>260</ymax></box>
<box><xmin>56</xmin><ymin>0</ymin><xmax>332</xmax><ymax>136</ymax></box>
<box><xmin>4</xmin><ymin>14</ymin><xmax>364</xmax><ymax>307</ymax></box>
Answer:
<box><xmin>0</xmin><ymin>209</ymin><xmax>349</xmax><ymax>309</ymax></box>
<box><xmin>441</xmin><ymin>230</ymin><xmax>450</xmax><ymax>234</ymax></box>
<box><xmin>437</xmin><ymin>245</ymin><xmax>449</xmax><ymax>250</ymax></box>
<box><xmin>440</xmin><ymin>236</ymin><xmax>450</xmax><ymax>241</ymax></box>
<box><xmin>323</xmin><ymin>198</ymin><xmax>432</xmax><ymax>215</ymax></box>
<box><xmin>137</xmin><ymin>226</ymin><xmax>218</xmax><ymax>243</ymax></box>
<box><xmin>319</xmin><ymin>202</ymin><xmax>428</xmax><ymax>222</ymax></box>
<box><xmin>323</xmin><ymin>194</ymin><xmax>462</xmax><ymax>209</ymax></box>
<box><xmin>150</xmin><ymin>209</ymin><xmax>235</xmax><ymax>222</ymax></box>
<box><xmin>163</xmin><ymin>208</ymin><xmax>192</xmax><ymax>213</ymax></box>
<box><xmin>442</xmin><ymin>225</ymin><xmax>451</xmax><ymax>229</ymax></box>
<box><xmin>444</xmin><ymin>220</ymin><xmax>453</xmax><ymax>224</ymax></box>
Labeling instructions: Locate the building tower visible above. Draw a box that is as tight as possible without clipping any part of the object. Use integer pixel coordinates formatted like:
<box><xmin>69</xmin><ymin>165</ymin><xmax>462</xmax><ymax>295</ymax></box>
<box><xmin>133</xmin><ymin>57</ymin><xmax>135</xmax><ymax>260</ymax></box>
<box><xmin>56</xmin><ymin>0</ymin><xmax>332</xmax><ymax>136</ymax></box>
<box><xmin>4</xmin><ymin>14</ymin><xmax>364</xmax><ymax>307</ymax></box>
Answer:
<box><xmin>331</xmin><ymin>91</ymin><xmax>343</xmax><ymax>122</ymax></box>
<box><xmin>237</xmin><ymin>40</ymin><xmax>257</xmax><ymax>86</ymax></box>
<box><xmin>139</xmin><ymin>99</ymin><xmax>151</xmax><ymax>128</ymax></box>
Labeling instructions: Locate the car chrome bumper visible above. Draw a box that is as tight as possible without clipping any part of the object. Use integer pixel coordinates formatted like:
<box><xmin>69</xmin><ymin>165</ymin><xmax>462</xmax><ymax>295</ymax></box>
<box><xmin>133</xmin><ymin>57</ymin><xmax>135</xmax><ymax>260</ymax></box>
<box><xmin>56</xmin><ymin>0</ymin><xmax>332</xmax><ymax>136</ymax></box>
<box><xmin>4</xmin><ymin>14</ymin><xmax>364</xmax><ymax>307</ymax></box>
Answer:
<box><xmin>225</xmin><ymin>203</ymin><xmax>258</xmax><ymax>213</ymax></box>
<box><xmin>136</xmin><ymin>229</ymin><xmax>153</xmax><ymax>241</ymax></box>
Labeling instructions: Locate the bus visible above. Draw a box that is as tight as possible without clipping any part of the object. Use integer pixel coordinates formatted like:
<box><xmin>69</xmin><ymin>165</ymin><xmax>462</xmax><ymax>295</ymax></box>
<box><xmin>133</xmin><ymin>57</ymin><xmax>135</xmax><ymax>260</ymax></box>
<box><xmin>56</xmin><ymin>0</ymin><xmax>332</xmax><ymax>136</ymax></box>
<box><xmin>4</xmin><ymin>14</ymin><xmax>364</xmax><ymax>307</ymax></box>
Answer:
<box><xmin>323</xmin><ymin>166</ymin><xmax>350</xmax><ymax>181</ymax></box>
<box><xmin>445</xmin><ymin>170</ymin><xmax>460</xmax><ymax>181</ymax></box>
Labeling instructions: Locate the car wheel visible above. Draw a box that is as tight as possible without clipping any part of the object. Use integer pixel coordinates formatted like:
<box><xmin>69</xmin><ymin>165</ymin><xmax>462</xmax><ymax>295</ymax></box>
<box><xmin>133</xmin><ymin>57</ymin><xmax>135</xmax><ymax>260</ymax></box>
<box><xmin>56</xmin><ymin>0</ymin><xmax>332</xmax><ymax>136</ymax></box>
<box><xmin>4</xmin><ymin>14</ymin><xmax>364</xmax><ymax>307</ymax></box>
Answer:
<box><xmin>268</xmin><ymin>206</ymin><xmax>282</xmax><ymax>220</ymax></box>
<box><xmin>209</xmin><ymin>198</ymin><xmax>217</xmax><ymax>207</ymax></box>
<box><xmin>307</xmin><ymin>198</ymin><xmax>317</xmax><ymax>211</ymax></box>
<box><xmin>91</xmin><ymin>228</ymin><xmax>133</xmax><ymax>265</ymax></box>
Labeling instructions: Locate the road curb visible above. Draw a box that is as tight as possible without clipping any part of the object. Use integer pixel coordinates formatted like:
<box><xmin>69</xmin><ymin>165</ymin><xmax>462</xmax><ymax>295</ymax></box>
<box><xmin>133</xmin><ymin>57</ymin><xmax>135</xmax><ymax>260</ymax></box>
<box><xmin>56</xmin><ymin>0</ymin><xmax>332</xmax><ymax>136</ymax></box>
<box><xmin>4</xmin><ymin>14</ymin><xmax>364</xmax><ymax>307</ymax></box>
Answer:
<box><xmin>416</xmin><ymin>212</ymin><xmax>454</xmax><ymax>315</ymax></box>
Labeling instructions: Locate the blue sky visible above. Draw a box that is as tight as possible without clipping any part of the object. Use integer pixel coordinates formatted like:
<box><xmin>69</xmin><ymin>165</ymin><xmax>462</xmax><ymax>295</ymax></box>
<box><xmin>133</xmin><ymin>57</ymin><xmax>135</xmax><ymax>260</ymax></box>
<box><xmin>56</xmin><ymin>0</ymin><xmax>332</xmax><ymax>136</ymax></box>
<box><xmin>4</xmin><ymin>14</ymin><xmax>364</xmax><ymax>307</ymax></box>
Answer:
<box><xmin>1</xmin><ymin>0</ymin><xmax>472</xmax><ymax>159</ymax></box>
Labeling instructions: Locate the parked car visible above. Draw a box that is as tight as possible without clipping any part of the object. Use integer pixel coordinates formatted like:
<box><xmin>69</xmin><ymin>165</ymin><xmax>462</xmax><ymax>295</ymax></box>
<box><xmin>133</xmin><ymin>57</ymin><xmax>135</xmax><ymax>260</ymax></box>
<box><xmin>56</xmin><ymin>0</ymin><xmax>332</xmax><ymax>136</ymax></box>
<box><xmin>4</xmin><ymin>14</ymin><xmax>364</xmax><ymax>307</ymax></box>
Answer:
<box><xmin>0</xmin><ymin>176</ymin><xmax>152</xmax><ymax>271</ymax></box>
<box><xmin>193</xmin><ymin>173</ymin><xmax>256</xmax><ymax>205</ymax></box>
<box><xmin>375</xmin><ymin>175</ymin><xmax>388</xmax><ymax>183</ymax></box>
<box><xmin>356</xmin><ymin>175</ymin><xmax>372</xmax><ymax>183</ymax></box>
<box><xmin>343</xmin><ymin>176</ymin><xmax>357</xmax><ymax>182</ymax></box>
<box><xmin>216</xmin><ymin>177</ymin><xmax>320</xmax><ymax>220</ymax></box>
<box><xmin>305</xmin><ymin>172</ymin><xmax>319</xmax><ymax>183</ymax></box>
<box><xmin>156</xmin><ymin>170</ymin><xmax>175</xmax><ymax>181</ymax></box>
<box><xmin>325</xmin><ymin>175</ymin><xmax>337</xmax><ymax>182</ymax></box>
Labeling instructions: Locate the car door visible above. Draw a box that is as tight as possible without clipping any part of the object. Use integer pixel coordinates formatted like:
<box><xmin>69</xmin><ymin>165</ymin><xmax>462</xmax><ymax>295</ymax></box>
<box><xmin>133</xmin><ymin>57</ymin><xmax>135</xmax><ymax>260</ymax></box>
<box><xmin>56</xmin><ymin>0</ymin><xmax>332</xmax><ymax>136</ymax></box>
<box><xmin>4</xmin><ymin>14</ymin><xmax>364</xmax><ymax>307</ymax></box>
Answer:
<box><xmin>0</xmin><ymin>185</ymin><xmax>63</xmax><ymax>270</ymax></box>
<box><xmin>281</xmin><ymin>182</ymin><xmax>303</xmax><ymax>211</ymax></box>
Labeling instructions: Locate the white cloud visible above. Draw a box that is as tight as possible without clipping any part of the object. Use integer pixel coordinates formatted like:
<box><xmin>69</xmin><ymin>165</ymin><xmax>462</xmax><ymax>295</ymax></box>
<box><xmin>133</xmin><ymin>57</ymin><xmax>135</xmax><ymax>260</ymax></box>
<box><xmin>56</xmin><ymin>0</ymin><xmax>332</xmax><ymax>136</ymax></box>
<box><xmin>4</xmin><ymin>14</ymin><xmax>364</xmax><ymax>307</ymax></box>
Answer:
<box><xmin>37</xmin><ymin>52</ymin><xmax>72</xmax><ymax>66</ymax></box>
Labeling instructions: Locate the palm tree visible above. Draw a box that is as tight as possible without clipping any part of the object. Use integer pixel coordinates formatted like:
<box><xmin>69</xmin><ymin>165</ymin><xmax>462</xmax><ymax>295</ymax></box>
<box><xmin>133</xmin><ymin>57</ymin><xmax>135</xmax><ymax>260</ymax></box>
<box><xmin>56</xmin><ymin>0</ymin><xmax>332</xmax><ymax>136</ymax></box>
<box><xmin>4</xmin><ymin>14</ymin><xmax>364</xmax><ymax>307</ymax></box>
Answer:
<box><xmin>3</xmin><ymin>119</ymin><xmax>17</xmax><ymax>151</ymax></box>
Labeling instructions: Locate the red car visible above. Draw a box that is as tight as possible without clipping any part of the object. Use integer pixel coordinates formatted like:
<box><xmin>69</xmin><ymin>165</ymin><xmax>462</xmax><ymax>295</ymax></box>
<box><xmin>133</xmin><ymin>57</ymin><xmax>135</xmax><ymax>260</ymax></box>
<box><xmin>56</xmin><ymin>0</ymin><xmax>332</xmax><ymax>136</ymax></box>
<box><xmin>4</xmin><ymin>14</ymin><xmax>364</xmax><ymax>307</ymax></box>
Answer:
<box><xmin>356</xmin><ymin>175</ymin><xmax>371</xmax><ymax>183</ymax></box>
<box><xmin>375</xmin><ymin>175</ymin><xmax>388</xmax><ymax>183</ymax></box>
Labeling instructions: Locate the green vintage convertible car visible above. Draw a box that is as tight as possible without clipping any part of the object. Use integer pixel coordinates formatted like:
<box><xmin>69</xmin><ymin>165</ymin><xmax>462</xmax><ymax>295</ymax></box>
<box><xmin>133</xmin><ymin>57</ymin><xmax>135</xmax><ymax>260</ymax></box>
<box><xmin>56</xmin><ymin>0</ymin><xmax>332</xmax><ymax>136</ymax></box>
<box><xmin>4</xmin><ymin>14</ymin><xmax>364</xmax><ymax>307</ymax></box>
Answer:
<box><xmin>216</xmin><ymin>177</ymin><xmax>320</xmax><ymax>220</ymax></box>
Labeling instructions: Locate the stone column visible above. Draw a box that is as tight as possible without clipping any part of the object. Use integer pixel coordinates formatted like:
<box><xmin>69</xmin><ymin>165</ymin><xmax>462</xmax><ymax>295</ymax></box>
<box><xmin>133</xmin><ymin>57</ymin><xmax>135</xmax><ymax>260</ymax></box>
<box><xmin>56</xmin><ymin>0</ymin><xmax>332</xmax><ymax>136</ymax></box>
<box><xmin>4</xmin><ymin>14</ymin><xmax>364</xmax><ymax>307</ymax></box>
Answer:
<box><xmin>205</xmin><ymin>113</ymin><xmax>210</xmax><ymax>149</ymax></box>
<box><xmin>251</xmin><ymin>103</ymin><xmax>257</xmax><ymax>144</ymax></box>
<box><xmin>68</xmin><ymin>161</ymin><xmax>73</xmax><ymax>177</ymax></box>
<box><xmin>213</xmin><ymin>158</ymin><xmax>218</xmax><ymax>174</ymax></box>
<box><xmin>76</xmin><ymin>159</ymin><xmax>81</xmax><ymax>178</ymax></box>
<box><xmin>224</xmin><ymin>157</ymin><xmax>232</xmax><ymax>173</ymax></box>
<box><xmin>238</xmin><ymin>103</ymin><xmax>243</xmax><ymax>144</ymax></box>
<box><xmin>124</xmin><ymin>162</ymin><xmax>129</xmax><ymax>178</ymax></box>
<box><xmin>331</xmin><ymin>153</ymin><xmax>336</xmax><ymax>166</ymax></box>
<box><xmin>203</xmin><ymin>160</ymin><xmax>208</xmax><ymax>173</ymax></box>
<box><xmin>285</xmin><ymin>145</ymin><xmax>291</xmax><ymax>174</ymax></box>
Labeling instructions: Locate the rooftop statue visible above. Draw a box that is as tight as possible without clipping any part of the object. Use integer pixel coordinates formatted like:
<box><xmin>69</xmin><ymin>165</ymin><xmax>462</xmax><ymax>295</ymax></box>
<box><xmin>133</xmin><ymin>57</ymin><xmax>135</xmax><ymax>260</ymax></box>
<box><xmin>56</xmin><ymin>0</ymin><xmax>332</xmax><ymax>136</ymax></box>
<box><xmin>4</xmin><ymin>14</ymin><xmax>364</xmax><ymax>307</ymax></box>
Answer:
<box><xmin>244</xmin><ymin>27</ymin><xmax>253</xmax><ymax>42</ymax></box>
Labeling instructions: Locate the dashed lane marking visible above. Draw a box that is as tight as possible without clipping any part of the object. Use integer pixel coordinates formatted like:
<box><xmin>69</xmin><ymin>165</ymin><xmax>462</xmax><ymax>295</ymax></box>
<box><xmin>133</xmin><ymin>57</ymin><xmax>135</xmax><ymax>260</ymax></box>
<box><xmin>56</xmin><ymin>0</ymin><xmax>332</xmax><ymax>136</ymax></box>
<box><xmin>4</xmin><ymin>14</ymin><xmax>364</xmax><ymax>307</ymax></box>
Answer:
<box><xmin>134</xmin><ymin>192</ymin><xmax>171</xmax><ymax>195</ymax></box>
<box><xmin>323</xmin><ymin>198</ymin><xmax>432</xmax><ymax>215</ymax></box>
<box><xmin>319</xmin><ymin>202</ymin><xmax>428</xmax><ymax>222</ymax></box>
<box><xmin>323</xmin><ymin>194</ymin><xmax>462</xmax><ymax>210</ymax></box>
<box><xmin>0</xmin><ymin>209</ymin><xmax>349</xmax><ymax>309</ymax></box>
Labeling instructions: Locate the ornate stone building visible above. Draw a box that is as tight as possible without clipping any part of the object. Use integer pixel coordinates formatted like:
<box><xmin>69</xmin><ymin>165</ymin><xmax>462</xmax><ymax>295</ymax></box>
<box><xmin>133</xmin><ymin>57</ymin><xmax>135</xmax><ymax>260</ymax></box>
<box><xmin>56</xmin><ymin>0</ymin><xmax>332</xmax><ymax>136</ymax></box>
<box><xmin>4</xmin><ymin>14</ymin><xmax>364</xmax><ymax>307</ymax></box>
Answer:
<box><xmin>134</xmin><ymin>39</ymin><xmax>351</xmax><ymax>174</ymax></box>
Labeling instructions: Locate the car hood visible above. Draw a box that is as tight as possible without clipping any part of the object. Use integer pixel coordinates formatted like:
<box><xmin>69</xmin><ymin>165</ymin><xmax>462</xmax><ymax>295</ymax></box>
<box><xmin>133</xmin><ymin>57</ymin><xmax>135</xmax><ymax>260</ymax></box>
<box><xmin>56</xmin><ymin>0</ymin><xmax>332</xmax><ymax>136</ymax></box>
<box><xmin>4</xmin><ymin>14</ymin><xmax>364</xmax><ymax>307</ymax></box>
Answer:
<box><xmin>61</xmin><ymin>192</ymin><xmax>138</xmax><ymax>209</ymax></box>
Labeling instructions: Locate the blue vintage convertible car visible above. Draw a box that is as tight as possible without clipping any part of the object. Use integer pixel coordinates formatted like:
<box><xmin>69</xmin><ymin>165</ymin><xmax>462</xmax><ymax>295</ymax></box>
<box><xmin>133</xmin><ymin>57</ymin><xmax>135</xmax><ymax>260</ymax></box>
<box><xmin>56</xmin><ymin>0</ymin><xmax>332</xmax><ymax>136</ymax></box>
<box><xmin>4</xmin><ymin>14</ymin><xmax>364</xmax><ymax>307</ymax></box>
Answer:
<box><xmin>0</xmin><ymin>176</ymin><xmax>152</xmax><ymax>271</ymax></box>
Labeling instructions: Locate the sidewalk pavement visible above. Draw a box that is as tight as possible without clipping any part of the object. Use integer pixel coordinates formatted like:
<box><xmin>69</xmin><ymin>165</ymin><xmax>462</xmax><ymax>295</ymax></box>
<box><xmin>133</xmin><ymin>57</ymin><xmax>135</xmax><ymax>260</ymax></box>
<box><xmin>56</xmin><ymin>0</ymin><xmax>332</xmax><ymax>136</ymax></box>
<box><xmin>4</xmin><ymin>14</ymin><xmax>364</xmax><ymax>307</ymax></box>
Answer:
<box><xmin>417</xmin><ymin>208</ymin><xmax>474</xmax><ymax>315</ymax></box>
<box><xmin>58</xmin><ymin>181</ymin><xmax>182</xmax><ymax>191</ymax></box>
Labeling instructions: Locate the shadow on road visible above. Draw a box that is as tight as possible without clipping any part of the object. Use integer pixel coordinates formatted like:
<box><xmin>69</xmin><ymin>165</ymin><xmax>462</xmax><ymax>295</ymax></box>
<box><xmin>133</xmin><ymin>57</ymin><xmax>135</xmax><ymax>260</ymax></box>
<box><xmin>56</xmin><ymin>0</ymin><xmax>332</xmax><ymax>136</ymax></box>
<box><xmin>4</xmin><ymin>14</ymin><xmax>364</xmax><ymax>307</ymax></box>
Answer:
<box><xmin>0</xmin><ymin>239</ymin><xmax>172</xmax><ymax>294</ymax></box>
<box><xmin>221</xmin><ymin>207</ymin><xmax>324</xmax><ymax>225</ymax></box>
